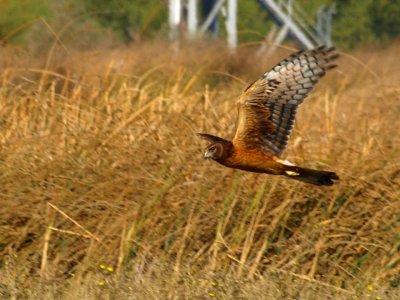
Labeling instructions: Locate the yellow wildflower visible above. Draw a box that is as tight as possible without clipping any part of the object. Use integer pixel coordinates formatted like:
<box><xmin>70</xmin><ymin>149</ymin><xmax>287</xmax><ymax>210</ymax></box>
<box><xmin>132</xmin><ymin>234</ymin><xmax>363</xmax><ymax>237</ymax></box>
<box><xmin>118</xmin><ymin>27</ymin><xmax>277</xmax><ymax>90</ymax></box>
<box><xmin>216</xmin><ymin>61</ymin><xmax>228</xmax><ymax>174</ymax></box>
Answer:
<box><xmin>99</xmin><ymin>264</ymin><xmax>105</xmax><ymax>269</ymax></box>
<box><xmin>107</xmin><ymin>266</ymin><xmax>114</xmax><ymax>272</ymax></box>
<box><xmin>98</xmin><ymin>281</ymin><xmax>105</xmax><ymax>286</ymax></box>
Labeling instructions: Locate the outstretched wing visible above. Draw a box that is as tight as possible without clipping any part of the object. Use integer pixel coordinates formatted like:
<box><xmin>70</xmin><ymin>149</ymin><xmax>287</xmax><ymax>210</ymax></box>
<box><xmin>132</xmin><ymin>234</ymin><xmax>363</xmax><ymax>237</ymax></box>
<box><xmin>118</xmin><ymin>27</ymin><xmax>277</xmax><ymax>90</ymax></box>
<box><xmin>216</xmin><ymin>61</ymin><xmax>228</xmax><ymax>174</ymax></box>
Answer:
<box><xmin>232</xmin><ymin>46</ymin><xmax>338</xmax><ymax>156</ymax></box>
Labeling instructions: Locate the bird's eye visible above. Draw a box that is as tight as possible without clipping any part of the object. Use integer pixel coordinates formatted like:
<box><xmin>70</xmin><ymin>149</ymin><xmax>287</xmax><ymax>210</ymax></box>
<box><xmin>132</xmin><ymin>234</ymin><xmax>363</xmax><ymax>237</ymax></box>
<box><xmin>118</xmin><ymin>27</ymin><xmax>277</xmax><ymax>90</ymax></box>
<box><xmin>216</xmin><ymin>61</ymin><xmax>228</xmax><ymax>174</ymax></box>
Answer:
<box><xmin>210</xmin><ymin>146</ymin><xmax>216</xmax><ymax>151</ymax></box>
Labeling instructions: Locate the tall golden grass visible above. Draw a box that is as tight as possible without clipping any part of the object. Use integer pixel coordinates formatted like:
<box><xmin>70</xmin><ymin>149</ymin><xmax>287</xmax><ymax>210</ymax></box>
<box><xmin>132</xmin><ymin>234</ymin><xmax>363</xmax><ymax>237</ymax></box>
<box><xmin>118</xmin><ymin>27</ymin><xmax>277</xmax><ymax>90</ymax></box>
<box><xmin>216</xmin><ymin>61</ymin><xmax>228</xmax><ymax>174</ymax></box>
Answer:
<box><xmin>0</xmin><ymin>41</ymin><xmax>399</xmax><ymax>298</ymax></box>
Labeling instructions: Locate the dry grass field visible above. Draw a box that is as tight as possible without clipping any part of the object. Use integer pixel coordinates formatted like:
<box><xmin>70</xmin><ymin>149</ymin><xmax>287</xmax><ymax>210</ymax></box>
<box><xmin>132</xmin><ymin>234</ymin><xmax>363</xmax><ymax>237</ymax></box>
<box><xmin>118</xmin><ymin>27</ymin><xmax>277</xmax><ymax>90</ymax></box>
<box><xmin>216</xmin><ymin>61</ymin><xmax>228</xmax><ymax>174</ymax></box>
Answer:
<box><xmin>0</xmin><ymin>41</ymin><xmax>399</xmax><ymax>299</ymax></box>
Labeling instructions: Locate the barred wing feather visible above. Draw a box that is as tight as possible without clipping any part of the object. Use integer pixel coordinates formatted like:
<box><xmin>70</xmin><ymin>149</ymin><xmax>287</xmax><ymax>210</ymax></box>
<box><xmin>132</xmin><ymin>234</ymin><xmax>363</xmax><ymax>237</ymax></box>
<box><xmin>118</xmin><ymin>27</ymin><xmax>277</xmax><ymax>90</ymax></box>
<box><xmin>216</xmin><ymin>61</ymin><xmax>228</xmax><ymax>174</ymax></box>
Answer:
<box><xmin>233</xmin><ymin>46</ymin><xmax>338</xmax><ymax>156</ymax></box>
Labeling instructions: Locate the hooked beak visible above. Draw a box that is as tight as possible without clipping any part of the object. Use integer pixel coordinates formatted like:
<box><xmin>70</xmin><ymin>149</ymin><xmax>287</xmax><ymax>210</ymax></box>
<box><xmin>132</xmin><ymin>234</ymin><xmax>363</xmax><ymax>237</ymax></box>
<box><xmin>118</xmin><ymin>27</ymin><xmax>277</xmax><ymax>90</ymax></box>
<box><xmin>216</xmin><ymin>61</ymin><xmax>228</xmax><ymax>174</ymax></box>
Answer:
<box><xmin>204</xmin><ymin>150</ymin><xmax>213</xmax><ymax>159</ymax></box>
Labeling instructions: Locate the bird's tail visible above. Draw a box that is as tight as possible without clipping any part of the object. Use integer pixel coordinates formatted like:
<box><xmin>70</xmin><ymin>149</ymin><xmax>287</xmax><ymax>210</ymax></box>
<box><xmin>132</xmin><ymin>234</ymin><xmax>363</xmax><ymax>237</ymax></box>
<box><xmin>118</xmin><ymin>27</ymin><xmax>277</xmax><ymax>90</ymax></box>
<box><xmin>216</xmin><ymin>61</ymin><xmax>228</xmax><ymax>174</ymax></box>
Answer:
<box><xmin>283</xmin><ymin>166</ymin><xmax>339</xmax><ymax>186</ymax></box>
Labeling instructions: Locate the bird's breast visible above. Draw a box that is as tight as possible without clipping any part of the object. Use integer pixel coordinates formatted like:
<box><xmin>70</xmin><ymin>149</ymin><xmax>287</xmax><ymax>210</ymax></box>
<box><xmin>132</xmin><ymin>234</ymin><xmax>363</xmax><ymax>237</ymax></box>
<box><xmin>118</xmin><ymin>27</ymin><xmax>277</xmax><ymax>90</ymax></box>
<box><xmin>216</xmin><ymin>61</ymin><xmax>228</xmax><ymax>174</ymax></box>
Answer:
<box><xmin>216</xmin><ymin>147</ymin><xmax>285</xmax><ymax>175</ymax></box>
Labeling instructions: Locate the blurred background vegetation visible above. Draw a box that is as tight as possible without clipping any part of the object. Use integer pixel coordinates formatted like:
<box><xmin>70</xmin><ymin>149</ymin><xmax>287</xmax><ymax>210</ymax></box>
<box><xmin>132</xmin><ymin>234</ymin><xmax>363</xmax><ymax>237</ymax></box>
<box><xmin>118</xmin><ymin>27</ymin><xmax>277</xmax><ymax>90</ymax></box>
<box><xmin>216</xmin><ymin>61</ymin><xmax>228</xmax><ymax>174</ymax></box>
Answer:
<box><xmin>1</xmin><ymin>0</ymin><xmax>400</xmax><ymax>49</ymax></box>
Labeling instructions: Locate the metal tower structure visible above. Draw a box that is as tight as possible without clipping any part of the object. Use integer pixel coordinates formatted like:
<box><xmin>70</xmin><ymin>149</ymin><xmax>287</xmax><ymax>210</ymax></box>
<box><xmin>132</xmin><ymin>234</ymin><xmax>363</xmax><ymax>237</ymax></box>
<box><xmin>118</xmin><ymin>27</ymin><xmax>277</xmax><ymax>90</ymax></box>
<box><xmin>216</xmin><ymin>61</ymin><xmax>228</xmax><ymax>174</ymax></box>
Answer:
<box><xmin>168</xmin><ymin>0</ymin><xmax>335</xmax><ymax>50</ymax></box>
<box><xmin>257</xmin><ymin>0</ymin><xmax>335</xmax><ymax>49</ymax></box>
<box><xmin>169</xmin><ymin>0</ymin><xmax>237</xmax><ymax>48</ymax></box>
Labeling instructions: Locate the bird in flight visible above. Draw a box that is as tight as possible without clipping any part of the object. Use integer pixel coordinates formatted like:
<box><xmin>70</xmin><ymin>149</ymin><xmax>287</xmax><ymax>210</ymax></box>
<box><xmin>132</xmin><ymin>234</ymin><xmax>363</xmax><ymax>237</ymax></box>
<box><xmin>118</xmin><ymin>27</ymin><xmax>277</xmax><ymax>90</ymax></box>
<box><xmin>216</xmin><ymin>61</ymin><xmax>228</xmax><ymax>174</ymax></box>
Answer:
<box><xmin>198</xmin><ymin>46</ymin><xmax>339</xmax><ymax>186</ymax></box>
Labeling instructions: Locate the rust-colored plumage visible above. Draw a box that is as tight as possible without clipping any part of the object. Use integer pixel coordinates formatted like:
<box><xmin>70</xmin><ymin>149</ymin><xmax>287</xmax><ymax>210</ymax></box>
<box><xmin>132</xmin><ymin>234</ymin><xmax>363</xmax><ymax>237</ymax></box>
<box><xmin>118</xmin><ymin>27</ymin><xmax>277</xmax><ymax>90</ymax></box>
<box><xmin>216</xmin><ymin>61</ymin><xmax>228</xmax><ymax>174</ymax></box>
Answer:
<box><xmin>198</xmin><ymin>46</ymin><xmax>339</xmax><ymax>186</ymax></box>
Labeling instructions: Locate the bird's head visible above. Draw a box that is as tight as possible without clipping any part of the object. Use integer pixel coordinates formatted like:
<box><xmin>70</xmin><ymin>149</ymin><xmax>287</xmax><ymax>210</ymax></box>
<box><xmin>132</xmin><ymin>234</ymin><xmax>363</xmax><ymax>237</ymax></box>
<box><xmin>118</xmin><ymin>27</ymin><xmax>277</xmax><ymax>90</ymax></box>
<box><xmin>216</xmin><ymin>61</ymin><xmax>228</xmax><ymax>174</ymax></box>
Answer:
<box><xmin>203</xmin><ymin>142</ymin><xmax>224</xmax><ymax>160</ymax></box>
<box><xmin>197</xmin><ymin>133</ymin><xmax>232</xmax><ymax>161</ymax></box>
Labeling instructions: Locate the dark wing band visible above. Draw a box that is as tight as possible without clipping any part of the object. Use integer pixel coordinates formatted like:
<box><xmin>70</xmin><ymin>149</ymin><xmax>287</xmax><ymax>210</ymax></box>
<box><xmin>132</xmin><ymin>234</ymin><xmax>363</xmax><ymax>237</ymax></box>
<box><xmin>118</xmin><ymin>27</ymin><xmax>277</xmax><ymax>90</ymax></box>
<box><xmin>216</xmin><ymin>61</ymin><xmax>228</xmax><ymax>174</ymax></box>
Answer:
<box><xmin>233</xmin><ymin>46</ymin><xmax>338</xmax><ymax>156</ymax></box>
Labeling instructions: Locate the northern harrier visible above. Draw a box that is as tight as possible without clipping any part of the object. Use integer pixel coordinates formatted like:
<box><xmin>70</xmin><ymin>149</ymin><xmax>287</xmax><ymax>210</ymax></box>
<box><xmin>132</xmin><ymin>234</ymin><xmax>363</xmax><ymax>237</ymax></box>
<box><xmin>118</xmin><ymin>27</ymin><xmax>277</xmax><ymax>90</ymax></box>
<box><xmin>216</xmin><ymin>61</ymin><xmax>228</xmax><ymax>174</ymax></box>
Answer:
<box><xmin>198</xmin><ymin>46</ymin><xmax>339</xmax><ymax>186</ymax></box>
